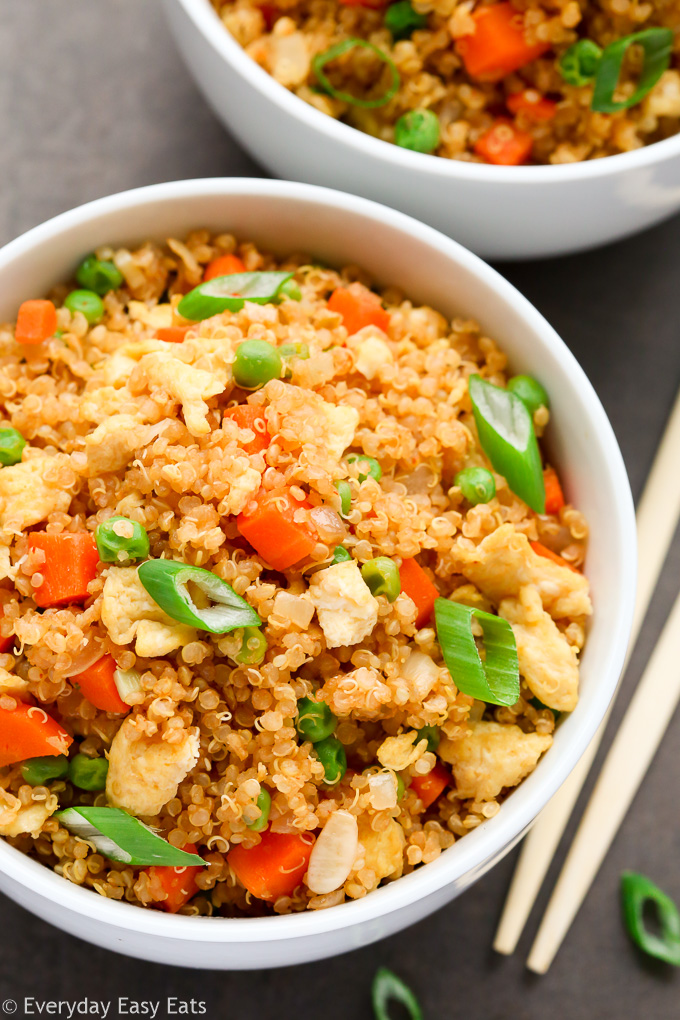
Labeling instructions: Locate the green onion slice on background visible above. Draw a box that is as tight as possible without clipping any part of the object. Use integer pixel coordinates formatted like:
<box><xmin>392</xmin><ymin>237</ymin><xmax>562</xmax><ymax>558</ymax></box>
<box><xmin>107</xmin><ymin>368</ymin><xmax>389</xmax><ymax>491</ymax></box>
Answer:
<box><xmin>138</xmin><ymin>560</ymin><xmax>261</xmax><ymax>633</ymax></box>
<box><xmin>620</xmin><ymin>871</ymin><xmax>680</xmax><ymax>966</ymax></box>
<box><xmin>435</xmin><ymin>597</ymin><xmax>519</xmax><ymax>707</ymax></box>
<box><xmin>558</xmin><ymin>38</ymin><xmax>603</xmax><ymax>87</ymax></box>
<box><xmin>55</xmin><ymin>806</ymin><xmax>205</xmax><ymax>866</ymax></box>
<box><xmin>468</xmin><ymin>374</ymin><xmax>545</xmax><ymax>514</ymax></box>
<box><xmin>591</xmin><ymin>28</ymin><xmax>673</xmax><ymax>113</ymax></box>
<box><xmin>372</xmin><ymin>967</ymin><xmax>424</xmax><ymax>1020</ymax></box>
<box><xmin>312</xmin><ymin>39</ymin><xmax>400</xmax><ymax>109</ymax></box>
<box><xmin>178</xmin><ymin>271</ymin><xmax>295</xmax><ymax>320</ymax></box>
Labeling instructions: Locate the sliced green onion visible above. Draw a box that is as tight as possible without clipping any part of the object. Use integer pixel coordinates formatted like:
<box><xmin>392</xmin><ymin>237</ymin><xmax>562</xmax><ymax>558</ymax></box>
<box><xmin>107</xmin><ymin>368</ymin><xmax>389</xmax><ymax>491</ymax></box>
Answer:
<box><xmin>21</xmin><ymin>755</ymin><xmax>70</xmax><ymax>786</ymax></box>
<box><xmin>591</xmin><ymin>28</ymin><xmax>673</xmax><ymax>113</ymax></box>
<box><xmin>296</xmin><ymin>696</ymin><xmax>337</xmax><ymax>743</ymax></box>
<box><xmin>372</xmin><ymin>967</ymin><xmax>423</xmax><ymax>1020</ymax></box>
<box><xmin>394</xmin><ymin>109</ymin><xmax>440</xmax><ymax>154</ymax></box>
<box><xmin>396</xmin><ymin>773</ymin><xmax>406</xmax><ymax>801</ymax></box>
<box><xmin>361</xmin><ymin>557</ymin><xmax>401</xmax><ymax>602</ymax></box>
<box><xmin>138</xmin><ymin>559</ymin><xmax>261</xmax><ymax>634</ymax></box>
<box><xmin>312</xmin><ymin>39</ymin><xmax>400</xmax><ymax>109</ymax></box>
<box><xmin>245</xmin><ymin>788</ymin><xmax>272</xmax><ymax>832</ymax></box>
<box><xmin>559</xmin><ymin>39</ymin><xmax>602</xmax><ymax>86</ymax></box>
<box><xmin>416</xmin><ymin>725</ymin><xmax>439</xmax><ymax>753</ymax></box>
<box><xmin>347</xmin><ymin>453</ymin><xmax>382</xmax><ymax>483</ymax></box>
<box><xmin>113</xmin><ymin>667</ymin><xmax>143</xmax><ymax>702</ymax></box>
<box><xmin>434</xmin><ymin>597</ymin><xmax>519</xmax><ymax>707</ymax></box>
<box><xmin>332</xmin><ymin>545</ymin><xmax>352</xmax><ymax>564</ymax></box>
<box><xmin>621</xmin><ymin>871</ymin><xmax>680</xmax><ymax>966</ymax></box>
<box><xmin>95</xmin><ymin>516</ymin><xmax>149</xmax><ymax>564</ymax></box>
<box><xmin>335</xmin><ymin>479</ymin><xmax>352</xmax><ymax>517</ymax></box>
<box><xmin>0</xmin><ymin>427</ymin><xmax>26</xmax><ymax>466</ymax></box>
<box><xmin>178</xmin><ymin>271</ymin><xmax>295</xmax><ymax>321</ymax></box>
<box><xmin>385</xmin><ymin>1</ymin><xmax>428</xmax><ymax>40</ymax></box>
<box><xmin>468</xmin><ymin>374</ymin><xmax>545</xmax><ymax>514</ymax></box>
<box><xmin>55</xmin><ymin>806</ymin><xmax>205</xmax><ymax>866</ymax></box>
<box><xmin>234</xmin><ymin>625</ymin><xmax>267</xmax><ymax>665</ymax></box>
<box><xmin>506</xmin><ymin>374</ymin><xmax>549</xmax><ymax>417</ymax></box>
<box><xmin>68</xmin><ymin>753</ymin><xmax>108</xmax><ymax>791</ymax></box>
<box><xmin>314</xmin><ymin>735</ymin><xmax>347</xmax><ymax>785</ymax></box>
<box><xmin>455</xmin><ymin>466</ymin><xmax>496</xmax><ymax>505</ymax></box>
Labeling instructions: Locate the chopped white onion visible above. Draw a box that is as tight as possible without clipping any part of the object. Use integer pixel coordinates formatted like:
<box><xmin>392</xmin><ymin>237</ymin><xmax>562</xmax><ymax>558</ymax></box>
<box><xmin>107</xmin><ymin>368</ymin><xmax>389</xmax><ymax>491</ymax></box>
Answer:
<box><xmin>400</xmin><ymin>650</ymin><xmax>440</xmax><ymax>699</ymax></box>
<box><xmin>306</xmin><ymin>810</ymin><xmax>358</xmax><ymax>895</ymax></box>
<box><xmin>368</xmin><ymin>771</ymin><xmax>398</xmax><ymax>811</ymax></box>
<box><xmin>62</xmin><ymin>637</ymin><xmax>105</xmax><ymax>679</ymax></box>
<box><xmin>113</xmin><ymin>667</ymin><xmax>143</xmax><ymax>703</ymax></box>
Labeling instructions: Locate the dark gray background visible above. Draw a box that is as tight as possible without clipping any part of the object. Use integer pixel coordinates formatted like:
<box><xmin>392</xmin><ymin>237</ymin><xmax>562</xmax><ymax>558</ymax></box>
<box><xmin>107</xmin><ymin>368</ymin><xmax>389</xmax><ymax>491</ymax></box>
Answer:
<box><xmin>1</xmin><ymin>1</ymin><xmax>679</xmax><ymax>1016</ymax></box>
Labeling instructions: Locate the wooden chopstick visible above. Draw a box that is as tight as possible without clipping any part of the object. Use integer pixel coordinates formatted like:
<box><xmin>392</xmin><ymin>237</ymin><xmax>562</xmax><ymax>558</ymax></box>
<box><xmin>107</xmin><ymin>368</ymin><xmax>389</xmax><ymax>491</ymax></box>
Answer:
<box><xmin>527</xmin><ymin>589</ymin><xmax>680</xmax><ymax>973</ymax></box>
<box><xmin>493</xmin><ymin>387</ymin><xmax>680</xmax><ymax>958</ymax></box>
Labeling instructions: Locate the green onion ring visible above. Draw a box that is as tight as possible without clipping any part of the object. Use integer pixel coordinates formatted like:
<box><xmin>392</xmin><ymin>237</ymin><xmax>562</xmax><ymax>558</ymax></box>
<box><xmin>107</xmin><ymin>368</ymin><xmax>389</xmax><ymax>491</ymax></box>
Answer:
<box><xmin>621</xmin><ymin>871</ymin><xmax>680</xmax><ymax>965</ymax></box>
<box><xmin>138</xmin><ymin>559</ymin><xmax>261</xmax><ymax>634</ymax></box>
<box><xmin>178</xmin><ymin>271</ymin><xmax>295</xmax><ymax>321</ymax></box>
<box><xmin>591</xmin><ymin>28</ymin><xmax>673</xmax><ymax>113</ymax></box>
<box><xmin>312</xmin><ymin>39</ymin><xmax>400</xmax><ymax>109</ymax></box>
<box><xmin>371</xmin><ymin>967</ymin><xmax>424</xmax><ymax>1020</ymax></box>
<box><xmin>435</xmin><ymin>597</ymin><xmax>519</xmax><ymax>708</ymax></box>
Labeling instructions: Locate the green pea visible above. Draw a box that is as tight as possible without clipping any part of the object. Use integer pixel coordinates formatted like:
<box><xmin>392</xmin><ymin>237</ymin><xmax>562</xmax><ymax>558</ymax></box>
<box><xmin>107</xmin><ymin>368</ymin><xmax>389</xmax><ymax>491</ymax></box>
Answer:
<box><xmin>233</xmin><ymin>339</ymin><xmax>282</xmax><ymax>390</ymax></box>
<box><xmin>0</xmin><ymin>428</ymin><xmax>26</xmax><ymax>466</ymax></box>
<box><xmin>396</xmin><ymin>773</ymin><xmax>406</xmax><ymax>801</ymax></box>
<box><xmin>455</xmin><ymin>466</ymin><xmax>496</xmax><ymax>505</ymax></box>
<box><xmin>335</xmin><ymin>479</ymin><xmax>352</xmax><ymax>517</ymax></box>
<box><xmin>278</xmin><ymin>279</ymin><xmax>302</xmax><ymax>302</ymax></box>
<box><xmin>332</xmin><ymin>546</ymin><xmax>352</xmax><ymax>564</ymax></box>
<box><xmin>68</xmin><ymin>753</ymin><xmax>108</xmax><ymax>791</ymax></box>
<box><xmin>394</xmin><ymin>109</ymin><xmax>440</xmax><ymax>154</ymax></box>
<box><xmin>347</xmin><ymin>454</ymin><xmax>382</xmax><ymax>483</ymax></box>
<box><xmin>296</xmin><ymin>696</ymin><xmax>337</xmax><ymax>743</ymax></box>
<box><xmin>95</xmin><ymin>516</ymin><xmax>149</xmax><ymax>564</ymax></box>
<box><xmin>21</xmin><ymin>755</ymin><xmax>70</xmax><ymax>786</ymax></box>
<box><xmin>559</xmin><ymin>39</ymin><xmax>603</xmax><ymax>87</ymax></box>
<box><xmin>385</xmin><ymin>0</ymin><xmax>427</xmax><ymax>40</ymax></box>
<box><xmin>245</xmin><ymin>788</ymin><xmax>271</xmax><ymax>832</ymax></box>
<box><xmin>64</xmin><ymin>289</ymin><xmax>105</xmax><ymax>325</ymax></box>
<box><xmin>506</xmin><ymin>375</ymin><xmax>549</xmax><ymax>417</ymax></box>
<box><xmin>417</xmin><ymin>725</ymin><xmax>439</xmax><ymax>753</ymax></box>
<box><xmin>361</xmin><ymin>557</ymin><xmax>401</xmax><ymax>602</ymax></box>
<box><xmin>235</xmin><ymin>626</ymin><xmax>267</xmax><ymax>665</ymax></box>
<box><xmin>76</xmin><ymin>255</ymin><xmax>124</xmax><ymax>296</ymax></box>
<box><xmin>315</xmin><ymin>736</ymin><xmax>347</xmax><ymax>786</ymax></box>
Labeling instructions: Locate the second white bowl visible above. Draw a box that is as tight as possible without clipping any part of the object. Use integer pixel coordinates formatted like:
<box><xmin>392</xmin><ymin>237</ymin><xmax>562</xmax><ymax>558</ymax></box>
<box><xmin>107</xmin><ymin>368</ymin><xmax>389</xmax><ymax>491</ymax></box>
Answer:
<box><xmin>166</xmin><ymin>0</ymin><xmax>680</xmax><ymax>261</ymax></box>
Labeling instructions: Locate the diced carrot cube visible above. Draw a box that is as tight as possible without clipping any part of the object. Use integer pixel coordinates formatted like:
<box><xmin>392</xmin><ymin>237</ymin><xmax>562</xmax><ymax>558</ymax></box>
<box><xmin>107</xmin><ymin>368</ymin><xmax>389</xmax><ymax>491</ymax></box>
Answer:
<box><xmin>399</xmin><ymin>558</ymin><xmax>439</xmax><ymax>628</ymax></box>
<box><xmin>237</xmin><ymin>489</ymin><xmax>317</xmax><ymax>571</ymax></box>
<box><xmin>224</xmin><ymin>405</ymin><xmax>271</xmax><ymax>455</ymax></box>
<box><xmin>411</xmin><ymin>762</ymin><xmax>451</xmax><ymax>809</ymax></box>
<box><xmin>15</xmin><ymin>300</ymin><xmax>58</xmax><ymax>345</ymax></box>
<box><xmin>328</xmin><ymin>285</ymin><xmax>390</xmax><ymax>336</ymax></box>
<box><xmin>203</xmin><ymin>254</ymin><xmax>247</xmax><ymax>282</ymax></box>
<box><xmin>474</xmin><ymin>119</ymin><xmax>533</xmax><ymax>165</ymax></box>
<box><xmin>73</xmin><ymin>655</ymin><xmax>129</xmax><ymax>715</ymax></box>
<box><xmin>29</xmin><ymin>532</ymin><xmax>100</xmax><ymax>608</ymax></box>
<box><xmin>227</xmin><ymin>830</ymin><xmax>315</xmax><ymax>901</ymax></box>
<box><xmin>456</xmin><ymin>2</ymin><xmax>550</xmax><ymax>80</ymax></box>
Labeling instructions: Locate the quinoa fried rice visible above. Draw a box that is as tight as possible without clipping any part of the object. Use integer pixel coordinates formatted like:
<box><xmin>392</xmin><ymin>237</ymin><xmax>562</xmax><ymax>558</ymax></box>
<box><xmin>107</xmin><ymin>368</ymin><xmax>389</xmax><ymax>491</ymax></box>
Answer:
<box><xmin>215</xmin><ymin>0</ymin><xmax>680</xmax><ymax>164</ymax></box>
<box><xmin>0</xmin><ymin>230</ymin><xmax>590</xmax><ymax>916</ymax></box>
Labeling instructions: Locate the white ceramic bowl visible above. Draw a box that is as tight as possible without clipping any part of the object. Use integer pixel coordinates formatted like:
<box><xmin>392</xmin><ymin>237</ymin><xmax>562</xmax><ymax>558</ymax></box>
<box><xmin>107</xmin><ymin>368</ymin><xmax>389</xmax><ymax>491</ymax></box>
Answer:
<box><xmin>0</xmin><ymin>178</ymin><xmax>635</xmax><ymax>967</ymax></box>
<box><xmin>165</xmin><ymin>0</ymin><xmax>680</xmax><ymax>260</ymax></box>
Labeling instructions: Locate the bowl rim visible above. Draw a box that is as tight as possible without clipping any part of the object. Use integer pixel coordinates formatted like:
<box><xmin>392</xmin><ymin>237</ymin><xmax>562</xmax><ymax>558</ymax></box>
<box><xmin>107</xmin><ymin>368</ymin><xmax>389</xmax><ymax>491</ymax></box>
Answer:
<box><xmin>0</xmin><ymin>177</ymin><xmax>636</xmax><ymax>945</ymax></box>
<box><xmin>173</xmin><ymin>0</ymin><xmax>680</xmax><ymax>185</ymax></box>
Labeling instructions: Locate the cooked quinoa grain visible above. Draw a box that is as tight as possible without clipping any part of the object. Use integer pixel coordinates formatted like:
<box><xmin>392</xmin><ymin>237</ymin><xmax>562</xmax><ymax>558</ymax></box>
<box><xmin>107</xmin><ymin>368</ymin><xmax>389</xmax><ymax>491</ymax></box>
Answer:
<box><xmin>0</xmin><ymin>230</ymin><xmax>590</xmax><ymax>915</ymax></box>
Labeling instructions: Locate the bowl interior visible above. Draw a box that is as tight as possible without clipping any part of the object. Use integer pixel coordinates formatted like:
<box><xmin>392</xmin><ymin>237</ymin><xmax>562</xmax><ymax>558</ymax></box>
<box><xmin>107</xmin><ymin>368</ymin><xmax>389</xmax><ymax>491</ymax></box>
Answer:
<box><xmin>0</xmin><ymin>179</ymin><xmax>636</xmax><ymax>941</ymax></box>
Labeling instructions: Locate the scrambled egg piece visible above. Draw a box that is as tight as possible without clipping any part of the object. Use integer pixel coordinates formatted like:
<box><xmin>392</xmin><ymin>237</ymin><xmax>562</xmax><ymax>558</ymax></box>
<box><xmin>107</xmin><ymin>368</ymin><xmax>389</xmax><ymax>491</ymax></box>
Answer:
<box><xmin>101</xmin><ymin>566</ymin><xmax>196</xmax><ymax>656</ymax></box>
<box><xmin>127</xmin><ymin>301</ymin><xmax>173</xmax><ymax>330</ymax></box>
<box><xmin>320</xmin><ymin>666</ymin><xmax>392</xmax><ymax>721</ymax></box>
<box><xmin>357</xmin><ymin>816</ymin><xmax>405</xmax><ymax>885</ymax></box>
<box><xmin>500</xmin><ymin>586</ymin><xmax>579</xmax><ymax>712</ymax></box>
<box><xmin>308</xmin><ymin>560</ymin><xmax>379</xmax><ymax>648</ymax></box>
<box><xmin>439</xmin><ymin>720</ymin><xmax>552</xmax><ymax>801</ymax></box>
<box><xmin>351</xmin><ymin>333</ymin><xmax>394</xmax><ymax>380</ymax></box>
<box><xmin>377</xmin><ymin>731</ymin><xmax>428</xmax><ymax>771</ymax></box>
<box><xmin>270</xmin><ymin>384</ymin><xmax>359</xmax><ymax>465</ymax></box>
<box><xmin>319</xmin><ymin>403</ymin><xmax>361</xmax><ymax>460</ymax></box>
<box><xmin>454</xmin><ymin>524</ymin><xmax>591</xmax><ymax>620</ymax></box>
<box><xmin>85</xmin><ymin>414</ymin><xmax>161</xmax><ymax>475</ymax></box>
<box><xmin>106</xmin><ymin>716</ymin><xmax>200</xmax><ymax>817</ymax></box>
<box><xmin>0</xmin><ymin>667</ymin><xmax>26</xmax><ymax>698</ymax></box>
<box><xmin>0</xmin><ymin>456</ymin><xmax>72</xmax><ymax>534</ymax></box>
<box><xmin>0</xmin><ymin>799</ymin><xmax>53</xmax><ymax>838</ymax></box>
<box><xmin>130</xmin><ymin>351</ymin><xmax>224</xmax><ymax>436</ymax></box>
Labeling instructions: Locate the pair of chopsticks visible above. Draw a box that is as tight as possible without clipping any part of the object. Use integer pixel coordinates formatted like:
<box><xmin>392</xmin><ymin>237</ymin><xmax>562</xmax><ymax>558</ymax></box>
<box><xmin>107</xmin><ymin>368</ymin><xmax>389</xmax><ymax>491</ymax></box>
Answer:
<box><xmin>493</xmin><ymin>387</ymin><xmax>680</xmax><ymax>972</ymax></box>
